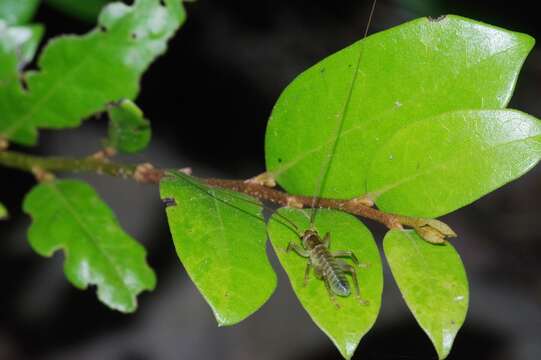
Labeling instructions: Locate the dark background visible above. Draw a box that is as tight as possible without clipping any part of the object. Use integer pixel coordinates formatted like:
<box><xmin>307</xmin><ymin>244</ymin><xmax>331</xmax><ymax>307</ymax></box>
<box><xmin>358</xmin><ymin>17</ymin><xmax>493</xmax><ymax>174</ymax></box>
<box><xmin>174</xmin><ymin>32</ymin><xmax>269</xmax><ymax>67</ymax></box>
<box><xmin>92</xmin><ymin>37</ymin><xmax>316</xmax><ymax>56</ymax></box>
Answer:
<box><xmin>1</xmin><ymin>0</ymin><xmax>541</xmax><ymax>359</ymax></box>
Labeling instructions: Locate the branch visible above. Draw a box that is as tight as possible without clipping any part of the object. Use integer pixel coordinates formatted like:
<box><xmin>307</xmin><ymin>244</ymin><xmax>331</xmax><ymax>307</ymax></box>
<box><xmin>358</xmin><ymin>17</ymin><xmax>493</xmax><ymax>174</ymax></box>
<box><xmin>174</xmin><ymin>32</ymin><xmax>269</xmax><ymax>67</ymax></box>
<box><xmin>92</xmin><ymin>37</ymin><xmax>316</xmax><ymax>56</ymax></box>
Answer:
<box><xmin>0</xmin><ymin>150</ymin><xmax>456</xmax><ymax>242</ymax></box>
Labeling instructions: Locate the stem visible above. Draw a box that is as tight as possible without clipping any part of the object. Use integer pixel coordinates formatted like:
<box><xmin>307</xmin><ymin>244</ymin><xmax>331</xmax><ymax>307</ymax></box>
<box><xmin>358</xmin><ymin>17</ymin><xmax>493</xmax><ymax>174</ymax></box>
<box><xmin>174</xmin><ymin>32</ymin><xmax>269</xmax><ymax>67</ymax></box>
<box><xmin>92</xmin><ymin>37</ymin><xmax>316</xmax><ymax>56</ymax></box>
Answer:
<box><xmin>0</xmin><ymin>150</ymin><xmax>454</xmax><ymax>238</ymax></box>
<box><xmin>0</xmin><ymin>150</ymin><xmax>137</xmax><ymax>178</ymax></box>
<box><xmin>204</xmin><ymin>178</ymin><xmax>402</xmax><ymax>229</ymax></box>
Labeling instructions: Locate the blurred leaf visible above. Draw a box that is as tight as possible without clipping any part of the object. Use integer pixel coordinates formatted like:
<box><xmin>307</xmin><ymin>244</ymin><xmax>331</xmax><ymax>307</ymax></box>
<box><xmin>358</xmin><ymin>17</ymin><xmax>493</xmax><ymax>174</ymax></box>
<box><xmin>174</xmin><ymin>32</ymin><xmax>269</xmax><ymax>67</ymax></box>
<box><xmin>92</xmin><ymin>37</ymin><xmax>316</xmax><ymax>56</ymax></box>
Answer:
<box><xmin>0</xmin><ymin>202</ymin><xmax>7</xmax><ymax>219</ymax></box>
<box><xmin>23</xmin><ymin>179</ymin><xmax>156</xmax><ymax>312</ymax></box>
<box><xmin>0</xmin><ymin>23</ymin><xmax>21</xmax><ymax>84</ymax></box>
<box><xmin>0</xmin><ymin>0</ymin><xmax>39</xmax><ymax>25</ymax></box>
<box><xmin>0</xmin><ymin>21</ymin><xmax>44</xmax><ymax>68</ymax></box>
<box><xmin>368</xmin><ymin>109</ymin><xmax>541</xmax><ymax>217</ymax></box>
<box><xmin>384</xmin><ymin>230</ymin><xmax>468</xmax><ymax>359</ymax></box>
<box><xmin>107</xmin><ymin>99</ymin><xmax>151</xmax><ymax>153</ymax></box>
<box><xmin>45</xmin><ymin>0</ymin><xmax>112</xmax><ymax>22</ymax></box>
<box><xmin>0</xmin><ymin>23</ymin><xmax>43</xmax><ymax>133</ymax></box>
<box><xmin>267</xmin><ymin>208</ymin><xmax>382</xmax><ymax>359</ymax></box>
<box><xmin>160</xmin><ymin>171</ymin><xmax>276</xmax><ymax>326</ymax></box>
<box><xmin>0</xmin><ymin>0</ymin><xmax>185</xmax><ymax>145</ymax></box>
<box><xmin>265</xmin><ymin>15</ymin><xmax>534</xmax><ymax>200</ymax></box>
<box><xmin>0</xmin><ymin>21</ymin><xmax>44</xmax><ymax>67</ymax></box>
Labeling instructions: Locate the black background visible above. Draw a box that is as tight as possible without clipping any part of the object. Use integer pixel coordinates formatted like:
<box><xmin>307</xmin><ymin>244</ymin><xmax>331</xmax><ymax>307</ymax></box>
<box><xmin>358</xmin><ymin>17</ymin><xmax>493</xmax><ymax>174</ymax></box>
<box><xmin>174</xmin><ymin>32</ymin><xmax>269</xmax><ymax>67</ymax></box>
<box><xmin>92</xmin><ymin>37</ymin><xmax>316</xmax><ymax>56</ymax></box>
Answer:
<box><xmin>1</xmin><ymin>0</ymin><xmax>541</xmax><ymax>359</ymax></box>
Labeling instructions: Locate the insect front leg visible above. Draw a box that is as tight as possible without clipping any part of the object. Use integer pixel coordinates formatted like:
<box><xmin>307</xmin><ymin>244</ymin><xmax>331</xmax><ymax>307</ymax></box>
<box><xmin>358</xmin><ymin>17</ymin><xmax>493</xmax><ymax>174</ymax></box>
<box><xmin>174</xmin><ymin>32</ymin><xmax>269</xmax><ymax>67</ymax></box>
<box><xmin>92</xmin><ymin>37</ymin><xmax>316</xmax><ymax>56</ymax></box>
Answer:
<box><xmin>322</xmin><ymin>232</ymin><xmax>331</xmax><ymax>248</ymax></box>
<box><xmin>336</xmin><ymin>260</ymin><xmax>369</xmax><ymax>306</ymax></box>
<box><xmin>286</xmin><ymin>242</ymin><xmax>309</xmax><ymax>257</ymax></box>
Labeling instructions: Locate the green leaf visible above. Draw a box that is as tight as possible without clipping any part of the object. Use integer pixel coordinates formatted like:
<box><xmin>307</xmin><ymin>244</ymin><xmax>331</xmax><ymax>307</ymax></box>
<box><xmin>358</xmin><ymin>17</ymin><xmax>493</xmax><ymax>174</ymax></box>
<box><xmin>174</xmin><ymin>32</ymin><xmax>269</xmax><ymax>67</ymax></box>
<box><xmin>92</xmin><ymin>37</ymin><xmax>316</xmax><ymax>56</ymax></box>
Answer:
<box><xmin>0</xmin><ymin>0</ymin><xmax>185</xmax><ymax>145</ymax></box>
<box><xmin>267</xmin><ymin>208</ymin><xmax>382</xmax><ymax>359</ymax></box>
<box><xmin>0</xmin><ymin>0</ymin><xmax>39</xmax><ymax>25</ymax></box>
<box><xmin>160</xmin><ymin>171</ymin><xmax>276</xmax><ymax>326</ymax></box>
<box><xmin>0</xmin><ymin>21</ymin><xmax>44</xmax><ymax>67</ymax></box>
<box><xmin>368</xmin><ymin>109</ymin><xmax>541</xmax><ymax>217</ymax></box>
<box><xmin>107</xmin><ymin>99</ymin><xmax>151</xmax><ymax>154</ymax></box>
<box><xmin>0</xmin><ymin>202</ymin><xmax>7</xmax><ymax>219</ymax></box>
<box><xmin>0</xmin><ymin>22</ymin><xmax>44</xmax><ymax>67</ymax></box>
<box><xmin>45</xmin><ymin>0</ymin><xmax>113</xmax><ymax>22</ymax></box>
<box><xmin>384</xmin><ymin>230</ymin><xmax>468</xmax><ymax>359</ymax></box>
<box><xmin>0</xmin><ymin>23</ymin><xmax>44</xmax><ymax>140</ymax></box>
<box><xmin>23</xmin><ymin>179</ymin><xmax>156</xmax><ymax>312</ymax></box>
<box><xmin>265</xmin><ymin>15</ymin><xmax>534</xmax><ymax>200</ymax></box>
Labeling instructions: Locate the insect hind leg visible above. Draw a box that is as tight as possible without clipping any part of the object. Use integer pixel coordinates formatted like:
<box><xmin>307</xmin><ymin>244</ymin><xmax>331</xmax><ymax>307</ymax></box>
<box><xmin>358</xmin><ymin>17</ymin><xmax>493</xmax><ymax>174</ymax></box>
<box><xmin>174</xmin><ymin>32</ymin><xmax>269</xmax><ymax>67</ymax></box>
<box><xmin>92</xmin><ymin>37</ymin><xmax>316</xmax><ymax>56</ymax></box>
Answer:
<box><xmin>336</xmin><ymin>260</ymin><xmax>369</xmax><ymax>306</ymax></box>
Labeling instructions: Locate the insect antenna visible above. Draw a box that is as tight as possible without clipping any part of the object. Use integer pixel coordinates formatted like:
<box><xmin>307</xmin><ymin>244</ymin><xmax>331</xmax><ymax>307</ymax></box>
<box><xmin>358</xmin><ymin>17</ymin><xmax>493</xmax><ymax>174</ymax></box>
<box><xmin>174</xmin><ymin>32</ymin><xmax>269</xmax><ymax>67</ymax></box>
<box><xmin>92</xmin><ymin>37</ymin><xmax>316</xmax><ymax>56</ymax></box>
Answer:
<box><xmin>308</xmin><ymin>0</ymin><xmax>378</xmax><ymax>228</ymax></box>
<box><xmin>165</xmin><ymin>171</ymin><xmax>301</xmax><ymax>237</ymax></box>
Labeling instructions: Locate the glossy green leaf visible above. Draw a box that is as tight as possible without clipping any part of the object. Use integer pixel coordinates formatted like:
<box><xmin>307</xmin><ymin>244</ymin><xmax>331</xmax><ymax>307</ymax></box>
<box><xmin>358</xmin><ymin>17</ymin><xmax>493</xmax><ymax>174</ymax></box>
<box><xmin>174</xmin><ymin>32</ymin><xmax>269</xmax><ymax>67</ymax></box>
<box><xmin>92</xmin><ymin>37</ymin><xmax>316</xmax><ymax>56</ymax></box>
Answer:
<box><xmin>107</xmin><ymin>99</ymin><xmax>151</xmax><ymax>153</ymax></box>
<box><xmin>0</xmin><ymin>0</ymin><xmax>185</xmax><ymax>145</ymax></box>
<box><xmin>267</xmin><ymin>208</ymin><xmax>382</xmax><ymax>359</ymax></box>
<box><xmin>160</xmin><ymin>171</ymin><xmax>276</xmax><ymax>326</ymax></box>
<box><xmin>45</xmin><ymin>0</ymin><xmax>112</xmax><ymax>22</ymax></box>
<box><xmin>368</xmin><ymin>109</ymin><xmax>541</xmax><ymax>217</ymax></box>
<box><xmin>384</xmin><ymin>230</ymin><xmax>468</xmax><ymax>359</ymax></box>
<box><xmin>0</xmin><ymin>0</ymin><xmax>39</xmax><ymax>25</ymax></box>
<box><xmin>265</xmin><ymin>15</ymin><xmax>534</xmax><ymax>200</ymax></box>
<box><xmin>23</xmin><ymin>179</ymin><xmax>156</xmax><ymax>312</ymax></box>
<box><xmin>0</xmin><ymin>202</ymin><xmax>7</xmax><ymax>219</ymax></box>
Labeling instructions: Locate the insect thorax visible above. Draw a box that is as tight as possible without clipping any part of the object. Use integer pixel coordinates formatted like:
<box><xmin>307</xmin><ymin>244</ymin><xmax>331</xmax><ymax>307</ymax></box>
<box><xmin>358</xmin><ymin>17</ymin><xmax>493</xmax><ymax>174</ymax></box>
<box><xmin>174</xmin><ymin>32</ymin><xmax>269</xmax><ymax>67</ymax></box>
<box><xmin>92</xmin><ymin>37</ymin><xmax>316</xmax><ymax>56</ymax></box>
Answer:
<box><xmin>301</xmin><ymin>229</ymin><xmax>322</xmax><ymax>249</ymax></box>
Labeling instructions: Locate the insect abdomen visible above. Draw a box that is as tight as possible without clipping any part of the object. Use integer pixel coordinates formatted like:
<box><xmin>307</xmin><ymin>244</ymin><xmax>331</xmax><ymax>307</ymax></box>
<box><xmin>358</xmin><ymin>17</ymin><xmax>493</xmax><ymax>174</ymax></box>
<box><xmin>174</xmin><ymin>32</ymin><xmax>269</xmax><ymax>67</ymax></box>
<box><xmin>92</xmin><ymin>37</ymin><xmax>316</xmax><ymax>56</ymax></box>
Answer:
<box><xmin>310</xmin><ymin>245</ymin><xmax>350</xmax><ymax>297</ymax></box>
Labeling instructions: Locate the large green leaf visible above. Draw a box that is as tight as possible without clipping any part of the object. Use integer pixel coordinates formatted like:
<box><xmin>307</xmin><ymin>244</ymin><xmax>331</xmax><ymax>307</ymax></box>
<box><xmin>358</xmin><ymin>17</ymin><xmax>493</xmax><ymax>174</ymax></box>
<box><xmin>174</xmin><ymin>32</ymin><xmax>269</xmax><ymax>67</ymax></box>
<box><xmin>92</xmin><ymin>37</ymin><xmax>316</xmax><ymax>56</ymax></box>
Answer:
<box><xmin>384</xmin><ymin>230</ymin><xmax>468</xmax><ymax>359</ymax></box>
<box><xmin>160</xmin><ymin>171</ymin><xmax>276</xmax><ymax>326</ymax></box>
<box><xmin>107</xmin><ymin>99</ymin><xmax>151</xmax><ymax>154</ymax></box>
<box><xmin>368</xmin><ymin>109</ymin><xmax>541</xmax><ymax>217</ymax></box>
<box><xmin>0</xmin><ymin>202</ymin><xmax>7</xmax><ymax>219</ymax></box>
<box><xmin>265</xmin><ymin>15</ymin><xmax>534</xmax><ymax>200</ymax></box>
<box><xmin>267</xmin><ymin>208</ymin><xmax>382</xmax><ymax>359</ymax></box>
<box><xmin>0</xmin><ymin>0</ymin><xmax>185</xmax><ymax>145</ymax></box>
<box><xmin>23</xmin><ymin>179</ymin><xmax>156</xmax><ymax>312</ymax></box>
<box><xmin>45</xmin><ymin>0</ymin><xmax>112</xmax><ymax>22</ymax></box>
<box><xmin>0</xmin><ymin>0</ymin><xmax>39</xmax><ymax>25</ymax></box>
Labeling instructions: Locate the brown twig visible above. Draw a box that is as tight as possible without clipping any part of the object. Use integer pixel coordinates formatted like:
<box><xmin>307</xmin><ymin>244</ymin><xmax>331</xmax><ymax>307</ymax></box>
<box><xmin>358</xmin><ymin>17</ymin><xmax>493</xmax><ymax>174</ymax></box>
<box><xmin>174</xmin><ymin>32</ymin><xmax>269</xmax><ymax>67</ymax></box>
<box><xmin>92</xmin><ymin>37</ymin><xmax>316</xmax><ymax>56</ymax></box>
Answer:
<box><xmin>0</xmin><ymin>150</ymin><xmax>456</xmax><ymax>241</ymax></box>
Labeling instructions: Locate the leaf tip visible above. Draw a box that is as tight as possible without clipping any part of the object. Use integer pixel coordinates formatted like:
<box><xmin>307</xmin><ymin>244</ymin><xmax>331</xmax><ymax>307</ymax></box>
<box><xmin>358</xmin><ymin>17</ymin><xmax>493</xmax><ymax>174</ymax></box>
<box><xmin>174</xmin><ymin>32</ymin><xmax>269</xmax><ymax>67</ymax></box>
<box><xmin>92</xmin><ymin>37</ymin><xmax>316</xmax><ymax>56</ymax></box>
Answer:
<box><xmin>214</xmin><ymin>312</ymin><xmax>240</xmax><ymax>327</ymax></box>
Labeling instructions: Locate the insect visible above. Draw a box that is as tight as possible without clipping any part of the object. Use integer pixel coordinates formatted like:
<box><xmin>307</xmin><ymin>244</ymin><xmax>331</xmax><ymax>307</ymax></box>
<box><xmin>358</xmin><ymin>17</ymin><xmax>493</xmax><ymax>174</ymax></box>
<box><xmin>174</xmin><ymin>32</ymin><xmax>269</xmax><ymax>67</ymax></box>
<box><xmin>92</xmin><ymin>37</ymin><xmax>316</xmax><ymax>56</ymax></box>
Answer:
<box><xmin>283</xmin><ymin>0</ymin><xmax>377</xmax><ymax>308</ymax></box>
<box><xmin>286</xmin><ymin>225</ymin><xmax>369</xmax><ymax>307</ymax></box>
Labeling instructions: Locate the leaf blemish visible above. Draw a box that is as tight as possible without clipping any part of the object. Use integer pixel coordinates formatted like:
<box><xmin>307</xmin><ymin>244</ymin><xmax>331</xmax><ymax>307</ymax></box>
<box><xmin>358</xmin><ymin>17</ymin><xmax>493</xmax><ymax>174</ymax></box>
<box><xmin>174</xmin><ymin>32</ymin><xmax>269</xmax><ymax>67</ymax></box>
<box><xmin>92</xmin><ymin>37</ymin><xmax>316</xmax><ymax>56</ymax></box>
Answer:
<box><xmin>428</xmin><ymin>15</ymin><xmax>447</xmax><ymax>22</ymax></box>
<box><xmin>162</xmin><ymin>197</ymin><xmax>177</xmax><ymax>207</ymax></box>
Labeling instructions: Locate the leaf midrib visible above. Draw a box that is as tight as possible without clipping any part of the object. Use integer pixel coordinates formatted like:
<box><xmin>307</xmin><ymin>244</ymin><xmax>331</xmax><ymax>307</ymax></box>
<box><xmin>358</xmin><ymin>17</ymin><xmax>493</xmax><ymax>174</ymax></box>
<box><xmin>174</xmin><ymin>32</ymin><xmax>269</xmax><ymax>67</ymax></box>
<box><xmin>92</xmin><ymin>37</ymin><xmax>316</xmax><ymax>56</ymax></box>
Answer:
<box><xmin>369</xmin><ymin>131</ymin><xmax>541</xmax><ymax>199</ymax></box>
<box><xmin>48</xmin><ymin>182</ymin><xmax>130</xmax><ymax>294</ymax></box>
